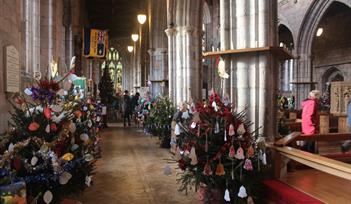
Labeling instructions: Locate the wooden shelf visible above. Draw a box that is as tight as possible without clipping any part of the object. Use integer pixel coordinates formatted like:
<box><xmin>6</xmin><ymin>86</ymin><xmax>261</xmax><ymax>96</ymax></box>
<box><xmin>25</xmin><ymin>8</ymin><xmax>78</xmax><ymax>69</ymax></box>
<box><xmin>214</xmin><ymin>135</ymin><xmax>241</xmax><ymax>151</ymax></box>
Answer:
<box><xmin>149</xmin><ymin>79</ymin><xmax>168</xmax><ymax>82</ymax></box>
<box><xmin>290</xmin><ymin>81</ymin><xmax>318</xmax><ymax>85</ymax></box>
<box><xmin>203</xmin><ymin>46</ymin><xmax>294</xmax><ymax>60</ymax></box>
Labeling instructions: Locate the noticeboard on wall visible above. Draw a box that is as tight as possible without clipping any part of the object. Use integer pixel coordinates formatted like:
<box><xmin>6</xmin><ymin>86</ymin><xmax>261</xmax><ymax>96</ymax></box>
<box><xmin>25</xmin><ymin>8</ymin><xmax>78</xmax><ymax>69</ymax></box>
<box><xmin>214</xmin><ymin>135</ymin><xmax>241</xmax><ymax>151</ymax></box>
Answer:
<box><xmin>5</xmin><ymin>45</ymin><xmax>20</xmax><ymax>93</ymax></box>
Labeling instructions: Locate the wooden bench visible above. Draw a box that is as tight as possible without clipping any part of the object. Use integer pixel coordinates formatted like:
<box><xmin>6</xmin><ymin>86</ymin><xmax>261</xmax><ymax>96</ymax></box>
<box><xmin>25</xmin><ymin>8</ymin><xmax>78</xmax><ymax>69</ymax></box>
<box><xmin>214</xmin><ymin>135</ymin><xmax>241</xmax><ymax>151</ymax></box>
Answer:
<box><xmin>274</xmin><ymin>132</ymin><xmax>351</xmax><ymax>157</ymax></box>
<box><xmin>268</xmin><ymin>132</ymin><xmax>351</xmax><ymax>203</ymax></box>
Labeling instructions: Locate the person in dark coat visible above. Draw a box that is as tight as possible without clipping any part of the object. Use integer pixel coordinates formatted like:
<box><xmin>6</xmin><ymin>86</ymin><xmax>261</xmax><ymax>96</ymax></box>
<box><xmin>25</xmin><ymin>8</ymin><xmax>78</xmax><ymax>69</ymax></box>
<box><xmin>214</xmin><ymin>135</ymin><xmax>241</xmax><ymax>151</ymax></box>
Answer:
<box><xmin>122</xmin><ymin>90</ymin><xmax>132</xmax><ymax>127</ymax></box>
<box><xmin>131</xmin><ymin>92</ymin><xmax>140</xmax><ymax>111</ymax></box>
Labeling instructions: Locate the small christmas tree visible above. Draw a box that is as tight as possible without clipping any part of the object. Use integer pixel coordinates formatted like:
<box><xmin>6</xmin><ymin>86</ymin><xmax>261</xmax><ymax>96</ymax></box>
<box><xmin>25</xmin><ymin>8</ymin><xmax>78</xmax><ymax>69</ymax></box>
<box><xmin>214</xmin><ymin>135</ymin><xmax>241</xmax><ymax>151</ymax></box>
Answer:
<box><xmin>174</xmin><ymin>92</ymin><xmax>267</xmax><ymax>203</ymax></box>
<box><xmin>98</xmin><ymin>66</ymin><xmax>115</xmax><ymax>126</ymax></box>
<box><xmin>98</xmin><ymin>66</ymin><xmax>114</xmax><ymax>105</ymax></box>
<box><xmin>145</xmin><ymin>96</ymin><xmax>175</xmax><ymax>148</ymax></box>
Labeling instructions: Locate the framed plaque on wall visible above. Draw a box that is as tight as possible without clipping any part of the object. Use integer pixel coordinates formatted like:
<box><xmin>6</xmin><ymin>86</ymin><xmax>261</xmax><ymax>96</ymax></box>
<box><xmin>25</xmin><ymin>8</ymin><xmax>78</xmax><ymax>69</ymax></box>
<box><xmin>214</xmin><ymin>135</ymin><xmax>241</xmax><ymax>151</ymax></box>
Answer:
<box><xmin>4</xmin><ymin>45</ymin><xmax>20</xmax><ymax>93</ymax></box>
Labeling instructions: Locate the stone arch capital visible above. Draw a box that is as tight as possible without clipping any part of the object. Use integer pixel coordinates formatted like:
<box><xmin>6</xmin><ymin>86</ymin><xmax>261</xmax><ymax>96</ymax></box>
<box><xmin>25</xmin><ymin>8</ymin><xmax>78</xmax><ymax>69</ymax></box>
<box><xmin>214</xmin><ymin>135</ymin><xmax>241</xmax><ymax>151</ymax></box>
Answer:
<box><xmin>165</xmin><ymin>27</ymin><xmax>176</xmax><ymax>37</ymax></box>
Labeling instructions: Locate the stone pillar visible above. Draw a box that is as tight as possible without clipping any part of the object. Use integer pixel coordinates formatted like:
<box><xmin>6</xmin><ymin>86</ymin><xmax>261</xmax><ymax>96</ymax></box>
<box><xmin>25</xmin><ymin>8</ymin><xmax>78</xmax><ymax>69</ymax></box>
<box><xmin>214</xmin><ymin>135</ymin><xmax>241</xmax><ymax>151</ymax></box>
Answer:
<box><xmin>220</xmin><ymin>0</ymin><xmax>278</xmax><ymax>137</ymax></box>
<box><xmin>165</xmin><ymin>28</ymin><xmax>176</xmax><ymax>102</ymax></box>
<box><xmin>48</xmin><ymin>0</ymin><xmax>54</xmax><ymax>69</ymax></box>
<box><xmin>148</xmin><ymin>0</ymin><xmax>168</xmax><ymax>97</ymax></box>
<box><xmin>166</xmin><ymin>0</ymin><xmax>202</xmax><ymax>104</ymax></box>
<box><xmin>63</xmin><ymin>0</ymin><xmax>73</xmax><ymax>68</ymax></box>
<box><xmin>175</xmin><ymin>27</ymin><xmax>183</xmax><ymax>103</ymax></box>
<box><xmin>220</xmin><ymin>0</ymin><xmax>230</xmax><ymax>96</ymax></box>
<box><xmin>25</xmin><ymin>0</ymin><xmax>41</xmax><ymax>73</ymax></box>
<box><xmin>149</xmin><ymin>48</ymin><xmax>168</xmax><ymax>97</ymax></box>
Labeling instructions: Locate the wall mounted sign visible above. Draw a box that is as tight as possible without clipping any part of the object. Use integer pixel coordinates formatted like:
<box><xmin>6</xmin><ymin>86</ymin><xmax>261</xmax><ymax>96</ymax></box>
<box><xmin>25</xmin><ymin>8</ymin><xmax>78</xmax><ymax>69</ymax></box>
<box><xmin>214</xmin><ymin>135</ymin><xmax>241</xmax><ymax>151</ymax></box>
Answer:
<box><xmin>5</xmin><ymin>45</ymin><xmax>20</xmax><ymax>93</ymax></box>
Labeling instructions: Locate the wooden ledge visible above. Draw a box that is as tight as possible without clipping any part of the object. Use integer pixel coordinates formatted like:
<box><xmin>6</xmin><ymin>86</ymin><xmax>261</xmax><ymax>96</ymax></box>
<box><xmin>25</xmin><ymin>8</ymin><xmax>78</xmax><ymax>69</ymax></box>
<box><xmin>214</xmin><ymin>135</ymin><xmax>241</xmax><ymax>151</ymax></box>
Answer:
<box><xmin>273</xmin><ymin>146</ymin><xmax>351</xmax><ymax>180</ymax></box>
<box><xmin>203</xmin><ymin>46</ymin><xmax>294</xmax><ymax>60</ymax></box>
<box><xmin>290</xmin><ymin>81</ymin><xmax>318</xmax><ymax>85</ymax></box>
<box><xmin>298</xmin><ymin>133</ymin><xmax>351</xmax><ymax>142</ymax></box>
<box><xmin>274</xmin><ymin>132</ymin><xmax>351</xmax><ymax>147</ymax></box>
<box><xmin>275</xmin><ymin>132</ymin><xmax>301</xmax><ymax>147</ymax></box>
<box><xmin>149</xmin><ymin>79</ymin><xmax>167</xmax><ymax>82</ymax></box>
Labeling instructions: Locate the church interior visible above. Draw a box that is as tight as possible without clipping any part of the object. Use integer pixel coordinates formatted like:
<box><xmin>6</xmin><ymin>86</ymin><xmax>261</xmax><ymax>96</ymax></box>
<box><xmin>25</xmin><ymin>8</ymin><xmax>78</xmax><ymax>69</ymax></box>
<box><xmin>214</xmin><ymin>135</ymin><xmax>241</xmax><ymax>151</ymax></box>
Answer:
<box><xmin>0</xmin><ymin>0</ymin><xmax>350</xmax><ymax>203</ymax></box>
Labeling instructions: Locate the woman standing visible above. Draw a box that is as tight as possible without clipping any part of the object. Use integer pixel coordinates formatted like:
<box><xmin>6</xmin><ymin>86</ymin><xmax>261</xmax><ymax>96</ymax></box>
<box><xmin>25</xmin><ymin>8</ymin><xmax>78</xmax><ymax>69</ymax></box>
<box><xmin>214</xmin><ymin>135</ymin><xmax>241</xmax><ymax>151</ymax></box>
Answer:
<box><xmin>301</xmin><ymin>90</ymin><xmax>320</xmax><ymax>152</ymax></box>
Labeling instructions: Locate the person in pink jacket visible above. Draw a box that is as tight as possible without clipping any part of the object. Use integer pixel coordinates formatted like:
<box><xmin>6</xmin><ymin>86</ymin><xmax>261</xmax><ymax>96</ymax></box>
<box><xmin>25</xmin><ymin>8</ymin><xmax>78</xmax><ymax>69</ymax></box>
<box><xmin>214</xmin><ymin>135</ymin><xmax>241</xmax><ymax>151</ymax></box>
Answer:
<box><xmin>301</xmin><ymin>90</ymin><xmax>320</xmax><ymax>152</ymax></box>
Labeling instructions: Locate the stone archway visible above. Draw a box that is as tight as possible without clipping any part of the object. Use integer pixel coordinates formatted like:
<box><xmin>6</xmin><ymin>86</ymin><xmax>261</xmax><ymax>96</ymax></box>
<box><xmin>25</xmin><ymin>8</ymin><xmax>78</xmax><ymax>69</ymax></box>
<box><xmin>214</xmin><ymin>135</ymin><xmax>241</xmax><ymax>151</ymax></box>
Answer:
<box><xmin>278</xmin><ymin>24</ymin><xmax>294</xmax><ymax>93</ymax></box>
<box><xmin>322</xmin><ymin>67</ymin><xmax>345</xmax><ymax>91</ymax></box>
<box><xmin>295</xmin><ymin>0</ymin><xmax>351</xmax><ymax>108</ymax></box>
<box><xmin>297</xmin><ymin>0</ymin><xmax>351</xmax><ymax>55</ymax></box>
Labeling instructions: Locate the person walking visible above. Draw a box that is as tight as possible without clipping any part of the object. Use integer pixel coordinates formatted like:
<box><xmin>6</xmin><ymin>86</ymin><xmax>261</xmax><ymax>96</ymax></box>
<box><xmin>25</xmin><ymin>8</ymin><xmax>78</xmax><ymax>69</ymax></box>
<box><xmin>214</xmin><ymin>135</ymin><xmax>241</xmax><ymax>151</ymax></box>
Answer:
<box><xmin>122</xmin><ymin>90</ymin><xmax>132</xmax><ymax>127</ymax></box>
<box><xmin>301</xmin><ymin>90</ymin><xmax>320</xmax><ymax>153</ymax></box>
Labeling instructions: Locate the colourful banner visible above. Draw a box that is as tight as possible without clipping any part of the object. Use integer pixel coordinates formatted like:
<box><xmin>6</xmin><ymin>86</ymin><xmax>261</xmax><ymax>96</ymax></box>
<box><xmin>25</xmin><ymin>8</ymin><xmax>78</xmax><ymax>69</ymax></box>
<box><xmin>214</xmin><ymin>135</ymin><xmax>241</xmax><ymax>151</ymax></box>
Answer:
<box><xmin>83</xmin><ymin>28</ymin><xmax>109</xmax><ymax>58</ymax></box>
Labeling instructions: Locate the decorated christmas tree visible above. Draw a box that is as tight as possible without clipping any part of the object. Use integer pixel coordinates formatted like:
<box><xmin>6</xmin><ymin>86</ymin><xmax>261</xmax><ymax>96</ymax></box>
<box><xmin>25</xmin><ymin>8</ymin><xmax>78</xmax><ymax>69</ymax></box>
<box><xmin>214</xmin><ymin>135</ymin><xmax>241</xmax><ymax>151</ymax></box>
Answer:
<box><xmin>98</xmin><ymin>66</ymin><xmax>114</xmax><ymax>105</ymax></box>
<box><xmin>144</xmin><ymin>96</ymin><xmax>175</xmax><ymax>148</ymax></box>
<box><xmin>174</xmin><ymin>91</ymin><xmax>267</xmax><ymax>204</ymax></box>
<box><xmin>98</xmin><ymin>66</ymin><xmax>115</xmax><ymax>127</ymax></box>
<box><xmin>0</xmin><ymin>58</ymin><xmax>100</xmax><ymax>203</ymax></box>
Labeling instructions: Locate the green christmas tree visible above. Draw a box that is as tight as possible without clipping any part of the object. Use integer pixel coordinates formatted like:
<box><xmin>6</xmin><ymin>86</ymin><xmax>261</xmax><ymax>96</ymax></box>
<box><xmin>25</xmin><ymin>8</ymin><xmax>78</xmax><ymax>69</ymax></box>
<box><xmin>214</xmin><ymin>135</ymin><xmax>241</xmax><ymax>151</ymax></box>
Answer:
<box><xmin>175</xmin><ymin>92</ymin><xmax>267</xmax><ymax>203</ymax></box>
<box><xmin>98</xmin><ymin>66</ymin><xmax>115</xmax><ymax>126</ymax></box>
<box><xmin>145</xmin><ymin>96</ymin><xmax>175</xmax><ymax>148</ymax></box>
<box><xmin>98</xmin><ymin>66</ymin><xmax>114</xmax><ymax>105</ymax></box>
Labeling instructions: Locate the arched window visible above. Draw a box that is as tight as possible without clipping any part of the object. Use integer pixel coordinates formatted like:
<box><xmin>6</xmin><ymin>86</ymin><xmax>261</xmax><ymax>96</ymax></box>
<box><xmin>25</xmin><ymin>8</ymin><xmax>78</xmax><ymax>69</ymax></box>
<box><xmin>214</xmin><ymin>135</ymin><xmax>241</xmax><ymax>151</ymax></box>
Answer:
<box><xmin>278</xmin><ymin>24</ymin><xmax>294</xmax><ymax>92</ymax></box>
<box><xmin>322</xmin><ymin>67</ymin><xmax>344</xmax><ymax>91</ymax></box>
<box><xmin>102</xmin><ymin>47</ymin><xmax>123</xmax><ymax>91</ymax></box>
<box><xmin>24</xmin><ymin>0</ymin><xmax>40</xmax><ymax>74</ymax></box>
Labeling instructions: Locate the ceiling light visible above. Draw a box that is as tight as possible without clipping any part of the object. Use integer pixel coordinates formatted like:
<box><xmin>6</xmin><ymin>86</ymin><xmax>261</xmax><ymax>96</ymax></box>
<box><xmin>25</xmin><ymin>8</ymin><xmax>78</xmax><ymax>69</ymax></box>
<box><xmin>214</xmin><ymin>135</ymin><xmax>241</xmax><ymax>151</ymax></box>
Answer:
<box><xmin>131</xmin><ymin>34</ymin><xmax>139</xmax><ymax>42</ymax></box>
<box><xmin>137</xmin><ymin>14</ymin><xmax>147</xmax><ymax>25</ymax></box>
<box><xmin>316</xmin><ymin>28</ymin><xmax>323</xmax><ymax>37</ymax></box>
<box><xmin>127</xmin><ymin>46</ymin><xmax>134</xmax><ymax>53</ymax></box>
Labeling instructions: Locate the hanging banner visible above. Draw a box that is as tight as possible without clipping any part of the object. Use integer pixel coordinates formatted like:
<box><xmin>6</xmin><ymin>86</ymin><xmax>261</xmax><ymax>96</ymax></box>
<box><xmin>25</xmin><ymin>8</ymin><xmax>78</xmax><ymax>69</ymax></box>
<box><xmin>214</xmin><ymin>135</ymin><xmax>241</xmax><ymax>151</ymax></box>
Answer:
<box><xmin>83</xmin><ymin>28</ymin><xmax>109</xmax><ymax>58</ymax></box>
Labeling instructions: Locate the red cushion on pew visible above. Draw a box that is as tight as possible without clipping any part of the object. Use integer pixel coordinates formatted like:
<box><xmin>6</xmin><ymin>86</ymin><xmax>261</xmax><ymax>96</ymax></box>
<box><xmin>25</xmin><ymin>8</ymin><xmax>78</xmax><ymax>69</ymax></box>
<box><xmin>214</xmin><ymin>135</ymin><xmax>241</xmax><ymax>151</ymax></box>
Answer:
<box><xmin>262</xmin><ymin>179</ymin><xmax>325</xmax><ymax>204</ymax></box>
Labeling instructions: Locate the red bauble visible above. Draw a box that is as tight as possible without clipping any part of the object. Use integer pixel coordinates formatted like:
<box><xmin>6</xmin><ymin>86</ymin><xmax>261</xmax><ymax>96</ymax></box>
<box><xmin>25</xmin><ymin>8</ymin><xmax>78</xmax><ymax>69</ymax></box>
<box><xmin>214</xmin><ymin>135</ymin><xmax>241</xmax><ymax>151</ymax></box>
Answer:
<box><xmin>44</xmin><ymin>107</ymin><xmax>52</xmax><ymax>119</ymax></box>
<box><xmin>50</xmin><ymin>123</ymin><xmax>57</xmax><ymax>132</ymax></box>
<box><xmin>28</xmin><ymin>122</ymin><xmax>40</xmax><ymax>131</ymax></box>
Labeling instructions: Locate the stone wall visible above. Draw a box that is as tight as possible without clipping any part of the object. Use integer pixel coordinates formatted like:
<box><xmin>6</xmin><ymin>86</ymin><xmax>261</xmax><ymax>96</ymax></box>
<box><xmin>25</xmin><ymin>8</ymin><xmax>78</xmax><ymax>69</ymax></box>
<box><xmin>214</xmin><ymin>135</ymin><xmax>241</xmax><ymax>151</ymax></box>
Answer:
<box><xmin>0</xmin><ymin>0</ymin><xmax>22</xmax><ymax>132</ymax></box>
<box><xmin>278</xmin><ymin>0</ymin><xmax>314</xmax><ymax>51</ymax></box>
<box><xmin>0</xmin><ymin>0</ymin><xmax>88</xmax><ymax>132</ymax></box>
<box><xmin>278</xmin><ymin>0</ymin><xmax>351</xmax><ymax>108</ymax></box>
<box><xmin>314</xmin><ymin>46</ymin><xmax>351</xmax><ymax>90</ymax></box>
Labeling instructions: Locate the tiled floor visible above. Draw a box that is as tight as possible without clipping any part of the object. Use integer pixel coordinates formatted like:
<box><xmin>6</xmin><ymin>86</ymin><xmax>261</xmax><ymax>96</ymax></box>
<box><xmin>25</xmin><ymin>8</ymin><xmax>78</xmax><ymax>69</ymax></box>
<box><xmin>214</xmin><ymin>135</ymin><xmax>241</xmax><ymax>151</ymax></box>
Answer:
<box><xmin>78</xmin><ymin>124</ymin><xmax>201</xmax><ymax>204</ymax></box>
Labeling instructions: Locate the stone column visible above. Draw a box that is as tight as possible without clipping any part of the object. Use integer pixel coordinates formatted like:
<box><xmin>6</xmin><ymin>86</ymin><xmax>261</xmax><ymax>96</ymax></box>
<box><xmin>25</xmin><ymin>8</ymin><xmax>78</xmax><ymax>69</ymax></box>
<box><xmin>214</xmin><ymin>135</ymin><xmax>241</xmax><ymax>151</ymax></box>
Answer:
<box><xmin>165</xmin><ymin>28</ymin><xmax>176</xmax><ymax>102</ymax></box>
<box><xmin>220</xmin><ymin>0</ymin><xmax>230</xmax><ymax>96</ymax></box>
<box><xmin>48</xmin><ymin>0</ymin><xmax>54</xmax><ymax>69</ymax></box>
<box><xmin>175</xmin><ymin>27</ymin><xmax>183</xmax><ymax>103</ymax></box>
<box><xmin>235</xmin><ymin>0</ymin><xmax>249</xmax><ymax>115</ymax></box>
<box><xmin>229</xmin><ymin>0</ymin><xmax>237</xmax><ymax>103</ymax></box>
<box><xmin>148</xmin><ymin>0</ymin><xmax>168</xmax><ymax>97</ymax></box>
<box><xmin>149</xmin><ymin>48</ymin><xmax>168</xmax><ymax>97</ymax></box>
<box><xmin>166</xmin><ymin>0</ymin><xmax>202</xmax><ymax>104</ymax></box>
<box><xmin>220</xmin><ymin>0</ymin><xmax>278</xmax><ymax>137</ymax></box>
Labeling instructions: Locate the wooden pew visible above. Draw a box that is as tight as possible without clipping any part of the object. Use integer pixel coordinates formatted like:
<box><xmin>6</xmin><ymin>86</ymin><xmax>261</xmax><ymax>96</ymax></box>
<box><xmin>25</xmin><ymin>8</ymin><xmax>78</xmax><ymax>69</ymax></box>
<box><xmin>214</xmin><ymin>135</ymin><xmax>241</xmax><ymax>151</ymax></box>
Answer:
<box><xmin>274</xmin><ymin>132</ymin><xmax>351</xmax><ymax>161</ymax></box>
<box><xmin>268</xmin><ymin>132</ymin><xmax>351</xmax><ymax>203</ymax></box>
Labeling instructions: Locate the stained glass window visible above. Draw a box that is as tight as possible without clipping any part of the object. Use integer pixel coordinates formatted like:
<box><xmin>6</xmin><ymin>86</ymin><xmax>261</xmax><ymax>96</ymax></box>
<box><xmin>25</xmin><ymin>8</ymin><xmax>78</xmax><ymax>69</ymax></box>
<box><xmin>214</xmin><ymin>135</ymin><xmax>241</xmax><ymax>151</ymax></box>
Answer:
<box><xmin>101</xmin><ymin>47</ymin><xmax>123</xmax><ymax>91</ymax></box>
